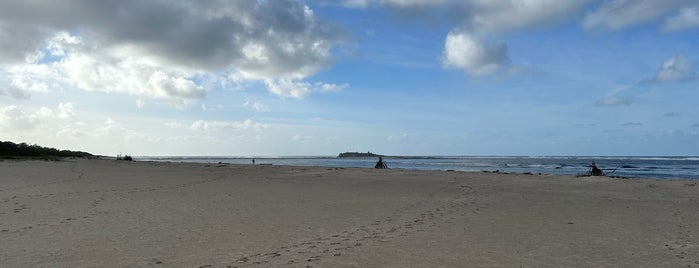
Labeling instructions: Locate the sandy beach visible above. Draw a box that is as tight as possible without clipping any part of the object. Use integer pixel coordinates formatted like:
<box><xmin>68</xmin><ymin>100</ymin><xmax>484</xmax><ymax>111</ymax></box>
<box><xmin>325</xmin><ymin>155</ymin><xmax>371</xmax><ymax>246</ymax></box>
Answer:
<box><xmin>1</xmin><ymin>159</ymin><xmax>697</xmax><ymax>267</ymax></box>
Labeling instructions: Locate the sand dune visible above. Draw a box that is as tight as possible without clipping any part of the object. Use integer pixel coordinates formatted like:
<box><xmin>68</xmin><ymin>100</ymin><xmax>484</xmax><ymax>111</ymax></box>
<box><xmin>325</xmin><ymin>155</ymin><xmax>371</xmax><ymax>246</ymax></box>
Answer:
<box><xmin>1</xmin><ymin>159</ymin><xmax>697</xmax><ymax>267</ymax></box>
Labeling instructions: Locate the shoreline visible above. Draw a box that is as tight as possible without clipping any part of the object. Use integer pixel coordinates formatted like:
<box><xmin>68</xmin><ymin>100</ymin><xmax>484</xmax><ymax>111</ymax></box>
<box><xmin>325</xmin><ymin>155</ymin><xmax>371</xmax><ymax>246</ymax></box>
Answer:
<box><xmin>133</xmin><ymin>155</ymin><xmax>699</xmax><ymax>180</ymax></box>
<box><xmin>1</xmin><ymin>158</ymin><xmax>697</xmax><ymax>267</ymax></box>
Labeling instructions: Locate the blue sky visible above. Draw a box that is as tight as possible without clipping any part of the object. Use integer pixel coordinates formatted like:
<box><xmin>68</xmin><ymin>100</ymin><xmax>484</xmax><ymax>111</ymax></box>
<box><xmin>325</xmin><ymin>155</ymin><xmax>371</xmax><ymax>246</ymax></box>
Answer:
<box><xmin>1</xmin><ymin>0</ymin><xmax>698</xmax><ymax>156</ymax></box>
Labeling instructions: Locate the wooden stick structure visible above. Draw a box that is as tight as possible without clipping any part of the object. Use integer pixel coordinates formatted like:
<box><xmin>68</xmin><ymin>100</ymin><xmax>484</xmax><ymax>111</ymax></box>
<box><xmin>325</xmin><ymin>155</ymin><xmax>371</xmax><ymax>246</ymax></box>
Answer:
<box><xmin>374</xmin><ymin>157</ymin><xmax>388</xmax><ymax>169</ymax></box>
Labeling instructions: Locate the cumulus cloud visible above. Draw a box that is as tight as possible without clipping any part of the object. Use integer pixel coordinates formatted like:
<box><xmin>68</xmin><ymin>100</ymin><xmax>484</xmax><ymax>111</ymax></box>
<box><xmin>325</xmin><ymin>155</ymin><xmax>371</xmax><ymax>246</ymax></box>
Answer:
<box><xmin>54</xmin><ymin>46</ymin><xmax>206</xmax><ymax>103</ymax></box>
<box><xmin>340</xmin><ymin>0</ymin><xmax>586</xmax><ymax>76</ymax></box>
<box><xmin>2</xmin><ymin>62</ymin><xmax>57</xmax><ymax>99</ymax></box>
<box><xmin>0</xmin><ymin>1</ymin><xmax>342</xmax><ymax>73</ymax></box>
<box><xmin>442</xmin><ymin>31</ymin><xmax>508</xmax><ymax>75</ymax></box>
<box><xmin>595</xmin><ymin>96</ymin><xmax>632</xmax><ymax>106</ymax></box>
<box><xmin>0</xmin><ymin>105</ymin><xmax>39</xmax><ymax>131</ymax></box>
<box><xmin>265</xmin><ymin>79</ymin><xmax>312</xmax><ymax>99</ymax></box>
<box><xmin>340</xmin><ymin>0</ymin><xmax>698</xmax><ymax>79</ymax></box>
<box><xmin>583</xmin><ymin>0</ymin><xmax>697</xmax><ymax>32</ymax></box>
<box><xmin>0</xmin><ymin>1</ymin><xmax>347</xmax><ymax>101</ymax></box>
<box><xmin>651</xmin><ymin>54</ymin><xmax>696</xmax><ymax>83</ymax></box>
<box><xmin>0</xmin><ymin>103</ymin><xmax>76</xmax><ymax>132</ymax></box>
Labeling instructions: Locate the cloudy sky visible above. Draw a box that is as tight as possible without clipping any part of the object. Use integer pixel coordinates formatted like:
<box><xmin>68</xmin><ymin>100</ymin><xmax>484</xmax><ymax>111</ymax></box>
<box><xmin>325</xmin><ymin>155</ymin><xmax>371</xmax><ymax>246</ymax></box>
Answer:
<box><xmin>1</xmin><ymin>0</ymin><xmax>698</xmax><ymax>156</ymax></box>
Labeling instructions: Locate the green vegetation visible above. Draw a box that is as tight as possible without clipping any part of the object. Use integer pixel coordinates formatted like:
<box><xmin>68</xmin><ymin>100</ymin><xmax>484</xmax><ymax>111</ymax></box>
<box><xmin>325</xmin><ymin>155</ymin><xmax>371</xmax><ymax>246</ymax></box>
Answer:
<box><xmin>0</xmin><ymin>141</ymin><xmax>93</xmax><ymax>160</ymax></box>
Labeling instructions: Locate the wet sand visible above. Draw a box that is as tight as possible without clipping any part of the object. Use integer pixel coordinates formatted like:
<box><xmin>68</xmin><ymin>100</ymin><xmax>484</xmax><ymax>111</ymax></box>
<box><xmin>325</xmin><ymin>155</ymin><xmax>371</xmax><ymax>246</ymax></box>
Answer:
<box><xmin>1</xmin><ymin>159</ymin><xmax>697</xmax><ymax>267</ymax></box>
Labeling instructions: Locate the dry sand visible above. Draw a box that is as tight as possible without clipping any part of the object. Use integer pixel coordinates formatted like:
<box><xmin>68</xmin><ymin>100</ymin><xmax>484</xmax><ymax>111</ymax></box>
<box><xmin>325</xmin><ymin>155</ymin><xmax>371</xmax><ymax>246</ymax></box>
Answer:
<box><xmin>1</xmin><ymin>158</ymin><xmax>697</xmax><ymax>267</ymax></box>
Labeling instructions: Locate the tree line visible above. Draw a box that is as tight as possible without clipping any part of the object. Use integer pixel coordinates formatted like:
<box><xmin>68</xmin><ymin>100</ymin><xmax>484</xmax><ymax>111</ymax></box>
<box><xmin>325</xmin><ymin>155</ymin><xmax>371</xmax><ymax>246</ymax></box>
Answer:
<box><xmin>0</xmin><ymin>141</ymin><xmax>93</xmax><ymax>158</ymax></box>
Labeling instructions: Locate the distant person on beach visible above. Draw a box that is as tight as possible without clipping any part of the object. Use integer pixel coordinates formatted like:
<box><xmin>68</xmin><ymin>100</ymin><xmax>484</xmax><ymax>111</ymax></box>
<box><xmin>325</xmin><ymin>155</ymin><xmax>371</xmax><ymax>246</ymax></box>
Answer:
<box><xmin>375</xmin><ymin>157</ymin><xmax>387</xmax><ymax>169</ymax></box>
<box><xmin>252</xmin><ymin>159</ymin><xmax>255</xmax><ymax>165</ymax></box>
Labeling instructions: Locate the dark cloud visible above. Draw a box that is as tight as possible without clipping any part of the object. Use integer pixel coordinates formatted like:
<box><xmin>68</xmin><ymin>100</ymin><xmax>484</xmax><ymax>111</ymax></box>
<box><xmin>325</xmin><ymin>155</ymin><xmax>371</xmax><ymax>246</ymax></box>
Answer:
<box><xmin>0</xmin><ymin>0</ymin><xmax>345</xmax><ymax>77</ymax></box>
<box><xmin>621</xmin><ymin>122</ymin><xmax>643</xmax><ymax>126</ymax></box>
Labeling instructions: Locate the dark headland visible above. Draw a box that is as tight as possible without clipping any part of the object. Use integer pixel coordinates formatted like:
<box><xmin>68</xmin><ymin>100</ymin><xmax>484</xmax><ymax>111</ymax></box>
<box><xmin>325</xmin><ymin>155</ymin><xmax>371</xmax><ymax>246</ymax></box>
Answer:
<box><xmin>338</xmin><ymin>151</ymin><xmax>383</xmax><ymax>158</ymax></box>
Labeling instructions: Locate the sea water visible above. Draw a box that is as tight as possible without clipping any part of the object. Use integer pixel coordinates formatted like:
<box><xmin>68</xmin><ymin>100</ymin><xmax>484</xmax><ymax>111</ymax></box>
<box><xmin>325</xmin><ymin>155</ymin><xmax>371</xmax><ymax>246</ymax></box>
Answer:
<box><xmin>140</xmin><ymin>156</ymin><xmax>699</xmax><ymax>180</ymax></box>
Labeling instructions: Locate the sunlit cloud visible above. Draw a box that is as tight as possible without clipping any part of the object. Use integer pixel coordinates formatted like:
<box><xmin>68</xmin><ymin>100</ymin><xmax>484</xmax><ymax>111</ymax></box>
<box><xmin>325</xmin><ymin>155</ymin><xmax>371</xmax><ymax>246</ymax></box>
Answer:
<box><xmin>650</xmin><ymin>54</ymin><xmax>697</xmax><ymax>83</ymax></box>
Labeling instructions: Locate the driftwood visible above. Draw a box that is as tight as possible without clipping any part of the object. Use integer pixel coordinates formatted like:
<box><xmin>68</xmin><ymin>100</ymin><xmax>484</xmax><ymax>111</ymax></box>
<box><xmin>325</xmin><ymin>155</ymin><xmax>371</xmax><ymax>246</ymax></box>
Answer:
<box><xmin>116</xmin><ymin>154</ymin><xmax>133</xmax><ymax>161</ymax></box>
<box><xmin>578</xmin><ymin>162</ymin><xmax>606</xmax><ymax>177</ymax></box>
<box><xmin>374</xmin><ymin>157</ymin><xmax>388</xmax><ymax>169</ymax></box>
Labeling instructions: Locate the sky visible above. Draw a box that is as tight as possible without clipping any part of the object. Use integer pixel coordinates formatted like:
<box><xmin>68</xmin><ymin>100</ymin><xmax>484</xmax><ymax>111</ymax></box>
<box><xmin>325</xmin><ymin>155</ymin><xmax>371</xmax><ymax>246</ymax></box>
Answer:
<box><xmin>0</xmin><ymin>0</ymin><xmax>698</xmax><ymax>156</ymax></box>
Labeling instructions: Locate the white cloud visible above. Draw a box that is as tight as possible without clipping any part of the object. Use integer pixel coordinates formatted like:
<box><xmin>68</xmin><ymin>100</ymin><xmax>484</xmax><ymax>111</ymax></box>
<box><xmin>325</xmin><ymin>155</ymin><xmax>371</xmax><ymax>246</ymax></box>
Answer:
<box><xmin>652</xmin><ymin>54</ymin><xmax>696</xmax><ymax>83</ymax></box>
<box><xmin>244</xmin><ymin>101</ymin><xmax>270</xmax><ymax>112</ymax></box>
<box><xmin>1</xmin><ymin>32</ymin><xmax>208</xmax><ymax>103</ymax></box>
<box><xmin>0</xmin><ymin>105</ymin><xmax>39</xmax><ymax>131</ymax></box>
<box><xmin>136</xmin><ymin>99</ymin><xmax>146</xmax><ymax>108</ymax></box>
<box><xmin>7</xmin><ymin>76</ymin><xmax>48</xmax><ymax>99</ymax></box>
<box><xmin>341</xmin><ymin>0</ymin><xmax>584</xmax><ymax>77</ymax></box>
<box><xmin>4</xmin><ymin>83</ymin><xmax>32</xmax><ymax>99</ymax></box>
<box><xmin>442</xmin><ymin>31</ymin><xmax>508</xmax><ymax>75</ymax></box>
<box><xmin>0</xmin><ymin>1</ymin><xmax>344</xmax><ymax>74</ymax></box>
<box><xmin>165</xmin><ymin>122</ymin><xmax>188</xmax><ymax>129</ymax></box>
<box><xmin>340</xmin><ymin>0</ymin><xmax>448</xmax><ymax>9</ymax></box>
<box><xmin>0</xmin><ymin>1</ymin><xmax>348</xmax><ymax>102</ymax></box>
<box><xmin>59</xmin><ymin>48</ymin><xmax>206</xmax><ymax>103</ymax></box>
<box><xmin>469</xmin><ymin>0</ymin><xmax>588</xmax><ymax>34</ymax></box>
<box><xmin>47</xmin><ymin>31</ymin><xmax>83</xmax><ymax>57</ymax></box>
<box><xmin>0</xmin><ymin>103</ymin><xmax>76</xmax><ymax>132</ymax></box>
<box><xmin>201</xmin><ymin>104</ymin><xmax>223</xmax><ymax>111</ymax></box>
<box><xmin>92</xmin><ymin>118</ymin><xmax>143</xmax><ymax>140</ymax></box>
<box><xmin>3</xmin><ymin>60</ymin><xmax>58</xmax><ymax>99</ymax></box>
<box><xmin>338</xmin><ymin>0</ymin><xmax>590</xmax><ymax>39</ymax></box>
<box><xmin>190</xmin><ymin>119</ymin><xmax>267</xmax><ymax>132</ymax></box>
<box><xmin>664</xmin><ymin>6</ymin><xmax>699</xmax><ymax>31</ymax></box>
<box><xmin>315</xmin><ymin>82</ymin><xmax>350</xmax><ymax>92</ymax></box>
<box><xmin>595</xmin><ymin>96</ymin><xmax>632</xmax><ymax>106</ymax></box>
<box><xmin>292</xmin><ymin>134</ymin><xmax>313</xmax><ymax>142</ymax></box>
<box><xmin>58</xmin><ymin>102</ymin><xmax>75</xmax><ymax>119</ymax></box>
<box><xmin>264</xmin><ymin>79</ymin><xmax>348</xmax><ymax>99</ymax></box>
<box><xmin>265</xmin><ymin>79</ymin><xmax>311</xmax><ymax>99</ymax></box>
<box><xmin>342</xmin><ymin>0</ymin><xmax>586</xmax><ymax>33</ymax></box>
<box><xmin>583</xmin><ymin>0</ymin><xmax>696</xmax><ymax>32</ymax></box>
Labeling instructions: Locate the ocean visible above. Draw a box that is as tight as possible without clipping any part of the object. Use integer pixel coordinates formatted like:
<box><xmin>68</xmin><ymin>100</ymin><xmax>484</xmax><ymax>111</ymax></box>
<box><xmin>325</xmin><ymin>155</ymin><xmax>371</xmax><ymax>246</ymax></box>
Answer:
<box><xmin>139</xmin><ymin>156</ymin><xmax>699</xmax><ymax>180</ymax></box>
